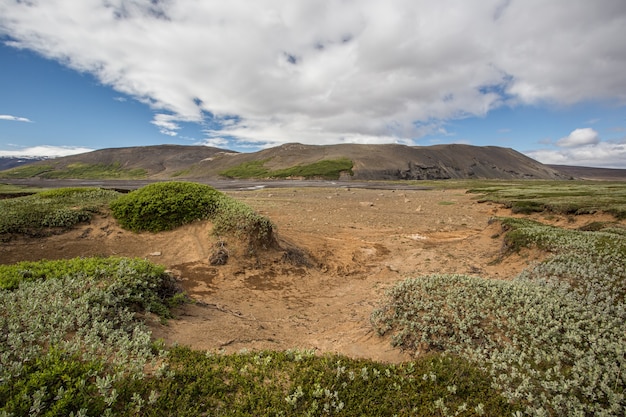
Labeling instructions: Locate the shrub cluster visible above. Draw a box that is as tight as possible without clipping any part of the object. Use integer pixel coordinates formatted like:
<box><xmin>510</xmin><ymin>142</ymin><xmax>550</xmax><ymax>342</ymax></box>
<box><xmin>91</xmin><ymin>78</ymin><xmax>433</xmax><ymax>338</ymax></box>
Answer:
<box><xmin>372</xmin><ymin>219</ymin><xmax>626</xmax><ymax>416</ymax></box>
<box><xmin>109</xmin><ymin>182</ymin><xmax>223</xmax><ymax>232</ymax></box>
<box><xmin>0</xmin><ymin>187</ymin><xmax>119</xmax><ymax>238</ymax></box>
<box><xmin>109</xmin><ymin>181</ymin><xmax>276</xmax><ymax>247</ymax></box>
<box><xmin>212</xmin><ymin>197</ymin><xmax>275</xmax><ymax>248</ymax></box>
<box><xmin>0</xmin><ymin>255</ymin><xmax>519</xmax><ymax>416</ymax></box>
<box><xmin>0</xmin><ymin>257</ymin><xmax>180</xmax><ymax>416</ymax></box>
<box><xmin>115</xmin><ymin>347</ymin><xmax>517</xmax><ymax>416</ymax></box>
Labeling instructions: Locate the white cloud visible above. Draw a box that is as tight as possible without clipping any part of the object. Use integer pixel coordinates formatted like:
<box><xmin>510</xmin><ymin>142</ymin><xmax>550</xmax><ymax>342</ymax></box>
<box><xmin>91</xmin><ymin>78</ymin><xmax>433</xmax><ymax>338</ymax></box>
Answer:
<box><xmin>0</xmin><ymin>0</ymin><xmax>625</xmax><ymax>147</ymax></box>
<box><xmin>151</xmin><ymin>114</ymin><xmax>181</xmax><ymax>137</ymax></box>
<box><xmin>526</xmin><ymin>139</ymin><xmax>626</xmax><ymax>168</ymax></box>
<box><xmin>526</xmin><ymin>127</ymin><xmax>626</xmax><ymax>168</ymax></box>
<box><xmin>556</xmin><ymin>128</ymin><xmax>600</xmax><ymax>148</ymax></box>
<box><xmin>0</xmin><ymin>145</ymin><xmax>94</xmax><ymax>158</ymax></box>
<box><xmin>0</xmin><ymin>114</ymin><xmax>32</xmax><ymax>123</ymax></box>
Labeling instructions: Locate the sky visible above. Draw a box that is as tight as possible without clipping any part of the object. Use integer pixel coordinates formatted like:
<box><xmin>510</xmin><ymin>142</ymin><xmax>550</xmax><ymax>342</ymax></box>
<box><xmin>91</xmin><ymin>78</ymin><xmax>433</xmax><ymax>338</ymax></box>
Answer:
<box><xmin>1</xmin><ymin>0</ymin><xmax>625</xmax><ymax>168</ymax></box>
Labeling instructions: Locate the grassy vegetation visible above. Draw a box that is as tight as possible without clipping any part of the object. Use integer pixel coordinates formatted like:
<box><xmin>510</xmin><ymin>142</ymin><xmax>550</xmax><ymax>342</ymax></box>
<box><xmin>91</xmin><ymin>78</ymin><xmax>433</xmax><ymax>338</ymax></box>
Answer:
<box><xmin>0</xmin><ymin>183</ymin><xmax>46</xmax><ymax>196</ymax></box>
<box><xmin>114</xmin><ymin>348</ymin><xmax>517</xmax><ymax>417</ymax></box>
<box><xmin>169</xmin><ymin>168</ymin><xmax>192</xmax><ymax>178</ymax></box>
<box><xmin>220</xmin><ymin>158</ymin><xmax>354</xmax><ymax>180</ymax></box>
<box><xmin>219</xmin><ymin>160</ymin><xmax>271</xmax><ymax>178</ymax></box>
<box><xmin>0</xmin><ymin>163</ymin><xmax>55</xmax><ymax>179</ymax></box>
<box><xmin>372</xmin><ymin>218</ymin><xmax>626</xmax><ymax>416</ymax></box>
<box><xmin>0</xmin><ymin>162</ymin><xmax>147</xmax><ymax>179</ymax></box>
<box><xmin>465</xmin><ymin>180</ymin><xmax>626</xmax><ymax>218</ymax></box>
<box><xmin>0</xmin><ymin>187</ymin><xmax>120</xmax><ymax>238</ymax></box>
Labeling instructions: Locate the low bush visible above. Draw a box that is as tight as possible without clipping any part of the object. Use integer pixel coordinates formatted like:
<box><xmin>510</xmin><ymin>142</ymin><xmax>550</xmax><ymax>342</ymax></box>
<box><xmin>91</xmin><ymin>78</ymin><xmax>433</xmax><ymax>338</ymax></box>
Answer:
<box><xmin>0</xmin><ymin>255</ymin><xmax>518</xmax><ymax>416</ymax></box>
<box><xmin>109</xmin><ymin>182</ymin><xmax>223</xmax><ymax>232</ymax></box>
<box><xmin>372</xmin><ymin>219</ymin><xmax>626</xmax><ymax>416</ymax></box>
<box><xmin>114</xmin><ymin>347</ymin><xmax>518</xmax><ymax>416</ymax></box>
<box><xmin>0</xmin><ymin>257</ymin><xmax>180</xmax><ymax>416</ymax></box>
<box><xmin>110</xmin><ymin>181</ymin><xmax>276</xmax><ymax>248</ymax></box>
<box><xmin>0</xmin><ymin>187</ymin><xmax>119</xmax><ymax>237</ymax></box>
<box><xmin>212</xmin><ymin>197</ymin><xmax>276</xmax><ymax>248</ymax></box>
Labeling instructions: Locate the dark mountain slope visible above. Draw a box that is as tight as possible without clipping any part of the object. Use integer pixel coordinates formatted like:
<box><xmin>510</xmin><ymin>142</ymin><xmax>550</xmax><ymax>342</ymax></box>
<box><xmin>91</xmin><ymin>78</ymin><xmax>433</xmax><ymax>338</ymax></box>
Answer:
<box><xmin>186</xmin><ymin>143</ymin><xmax>567</xmax><ymax>180</ymax></box>
<box><xmin>0</xmin><ymin>143</ymin><xmax>571</xmax><ymax>181</ymax></box>
<box><xmin>49</xmin><ymin>144</ymin><xmax>237</xmax><ymax>176</ymax></box>
<box><xmin>548</xmin><ymin>165</ymin><xmax>626</xmax><ymax>181</ymax></box>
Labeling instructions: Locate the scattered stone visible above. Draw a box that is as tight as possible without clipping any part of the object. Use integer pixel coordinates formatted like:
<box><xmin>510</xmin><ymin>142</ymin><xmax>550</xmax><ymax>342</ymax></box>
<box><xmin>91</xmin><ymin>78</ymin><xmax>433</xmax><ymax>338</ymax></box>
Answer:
<box><xmin>359</xmin><ymin>201</ymin><xmax>375</xmax><ymax>207</ymax></box>
<box><xmin>209</xmin><ymin>241</ymin><xmax>229</xmax><ymax>265</ymax></box>
<box><xmin>149</xmin><ymin>251</ymin><xmax>162</xmax><ymax>256</ymax></box>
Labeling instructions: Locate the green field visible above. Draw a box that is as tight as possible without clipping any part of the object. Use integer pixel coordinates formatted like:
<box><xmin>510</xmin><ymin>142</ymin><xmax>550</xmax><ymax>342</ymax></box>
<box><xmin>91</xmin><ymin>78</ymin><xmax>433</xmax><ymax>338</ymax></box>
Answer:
<box><xmin>0</xmin><ymin>162</ymin><xmax>147</xmax><ymax>180</ymax></box>
<box><xmin>219</xmin><ymin>158</ymin><xmax>354</xmax><ymax>180</ymax></box>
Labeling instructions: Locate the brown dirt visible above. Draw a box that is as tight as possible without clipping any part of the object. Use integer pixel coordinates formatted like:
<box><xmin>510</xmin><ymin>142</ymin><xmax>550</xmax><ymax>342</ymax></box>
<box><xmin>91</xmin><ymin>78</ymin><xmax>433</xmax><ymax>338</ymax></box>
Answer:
<box><xmin>1</xmin><ymin>187</ymin><xmax>614</xmax><ymax>363</ymax></box>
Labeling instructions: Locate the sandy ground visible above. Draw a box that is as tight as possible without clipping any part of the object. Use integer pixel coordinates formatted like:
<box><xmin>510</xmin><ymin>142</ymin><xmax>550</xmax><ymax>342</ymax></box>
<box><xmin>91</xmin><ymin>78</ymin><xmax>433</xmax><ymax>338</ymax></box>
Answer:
<box><xmin>2</xmin><ymin>187</ymin><xmax>614</xmax><ymax>363</ymax></box>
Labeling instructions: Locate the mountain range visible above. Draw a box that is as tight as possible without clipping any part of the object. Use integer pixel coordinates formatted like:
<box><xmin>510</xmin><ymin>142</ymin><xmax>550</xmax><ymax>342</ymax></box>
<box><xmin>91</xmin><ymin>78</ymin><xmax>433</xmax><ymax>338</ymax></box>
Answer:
<box><xmin>1</xmin><ymin>143</ymin><xmax>624</xmax><ymax>181</ymax></box>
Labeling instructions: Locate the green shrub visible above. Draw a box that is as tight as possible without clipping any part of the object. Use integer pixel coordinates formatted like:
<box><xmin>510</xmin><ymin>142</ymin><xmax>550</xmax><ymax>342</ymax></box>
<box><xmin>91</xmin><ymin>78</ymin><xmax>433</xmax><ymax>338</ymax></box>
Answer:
<box><xmin>112</xmin><ymin>347</ymin><xmax>517</xmax><ymax>416</ymax></box>
<box><xmin>0</xmin><ymin>257</ymin><xmax>180</xmax><ymax>312</ymax></box>
<box><xmin>212</xmin><ymin>197</ymin><xmax>275</xmax><ymax>248</ymax></box>
<box><xmin>0</xmin><ymin>257</ymin><xmax>178</xmax><ymax>416</ymax></box>
<box><xmin>510</xmin><ymin>200</ymin><xmax>544</xmax><ymax>214</ymax></box>
<box><xmin>0</xmin><ymin>255</ymin><xmax>516</xmax><ymax>416</ymax></box>
<box><xmin>373</xmin><ymin>218</ymin><xmax>626</xmax><ymax>416</ymax></box>
<box><xmin>110</xmin><ymin>182</ymin><xmax>223</xmax><ymax>232</ymax></box>
<box><xmin>110</xmin><ymin>181</ymin><xmax>276</xmax><ymax>247</ymax></box>
<box><xmin>0</xmin><ymin>187</ymin><xmax>119</xmax><ymax>237</ymax></box>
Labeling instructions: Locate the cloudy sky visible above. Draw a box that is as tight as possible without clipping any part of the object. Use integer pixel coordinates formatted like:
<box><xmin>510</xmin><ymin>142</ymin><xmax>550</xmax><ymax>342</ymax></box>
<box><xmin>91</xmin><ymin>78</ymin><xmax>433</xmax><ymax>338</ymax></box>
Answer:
<box><xmin>1</xmin><ymin>0</ymin><xmax>625</xmax><ymax>168</ymax></box>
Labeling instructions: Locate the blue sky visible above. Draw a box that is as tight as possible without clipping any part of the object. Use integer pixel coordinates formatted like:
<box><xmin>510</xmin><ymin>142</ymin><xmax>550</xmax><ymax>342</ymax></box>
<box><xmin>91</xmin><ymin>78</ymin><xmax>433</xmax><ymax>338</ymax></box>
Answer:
<box><xmin>1</xmin><ymin>0</ymin><xmax>625</xmax><ymax>168</ymax></box>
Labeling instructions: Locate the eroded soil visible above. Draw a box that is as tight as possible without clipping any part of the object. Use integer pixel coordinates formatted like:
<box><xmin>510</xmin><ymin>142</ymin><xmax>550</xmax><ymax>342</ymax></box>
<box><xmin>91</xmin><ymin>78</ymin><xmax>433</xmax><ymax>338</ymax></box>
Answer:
<box><xmin>1</xmin><ymin>187</ymin><xmax>615</xmax><ymax>363</ymax></box>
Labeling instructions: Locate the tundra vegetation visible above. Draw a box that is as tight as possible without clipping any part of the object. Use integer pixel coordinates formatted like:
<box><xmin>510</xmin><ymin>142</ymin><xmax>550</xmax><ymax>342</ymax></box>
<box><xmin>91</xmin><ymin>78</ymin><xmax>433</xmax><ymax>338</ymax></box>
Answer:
<box><xmin>372</xmin><ymin>183</ymin><xmax>626</xmax><ymax>416</ymax></box>
<box><xmin>466</xmin><ymin>180</ymin><xmax>626</xmax><ymax>218</ymax></box>
<box><xmin>0</xmin><ymin>162</ymin><xmax>147</xmax><ymax>180</ymax></box>
<box><xmin>1</xmin><ymin>180</ymin><xmax>626</xmax><ymax>416</ymax></box>
<box><xmin>0</xmin><ymin>187</ymin><xmax>120</xmax><ymax>238</ymax></box>
<box><xmin>219</xmin><ymin>157</ymin><xmax>354</xmax><ymax>180</ymax></box>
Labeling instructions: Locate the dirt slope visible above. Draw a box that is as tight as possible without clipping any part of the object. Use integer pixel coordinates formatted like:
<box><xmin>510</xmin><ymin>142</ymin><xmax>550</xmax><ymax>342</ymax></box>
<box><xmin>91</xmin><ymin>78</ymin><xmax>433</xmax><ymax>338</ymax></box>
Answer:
<box><xmin>2</xmin><ymin>187</ymin><xmax>615</xmax><ymax>363</ymax></box>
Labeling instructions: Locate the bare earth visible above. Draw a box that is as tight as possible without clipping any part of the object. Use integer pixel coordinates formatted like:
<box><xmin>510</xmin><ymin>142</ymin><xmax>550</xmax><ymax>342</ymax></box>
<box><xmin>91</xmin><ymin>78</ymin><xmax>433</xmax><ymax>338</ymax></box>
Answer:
<box><xmin>1</xmin><ymin>187</ymin><xmax>614</xmax><ymax>363</ymax></box>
